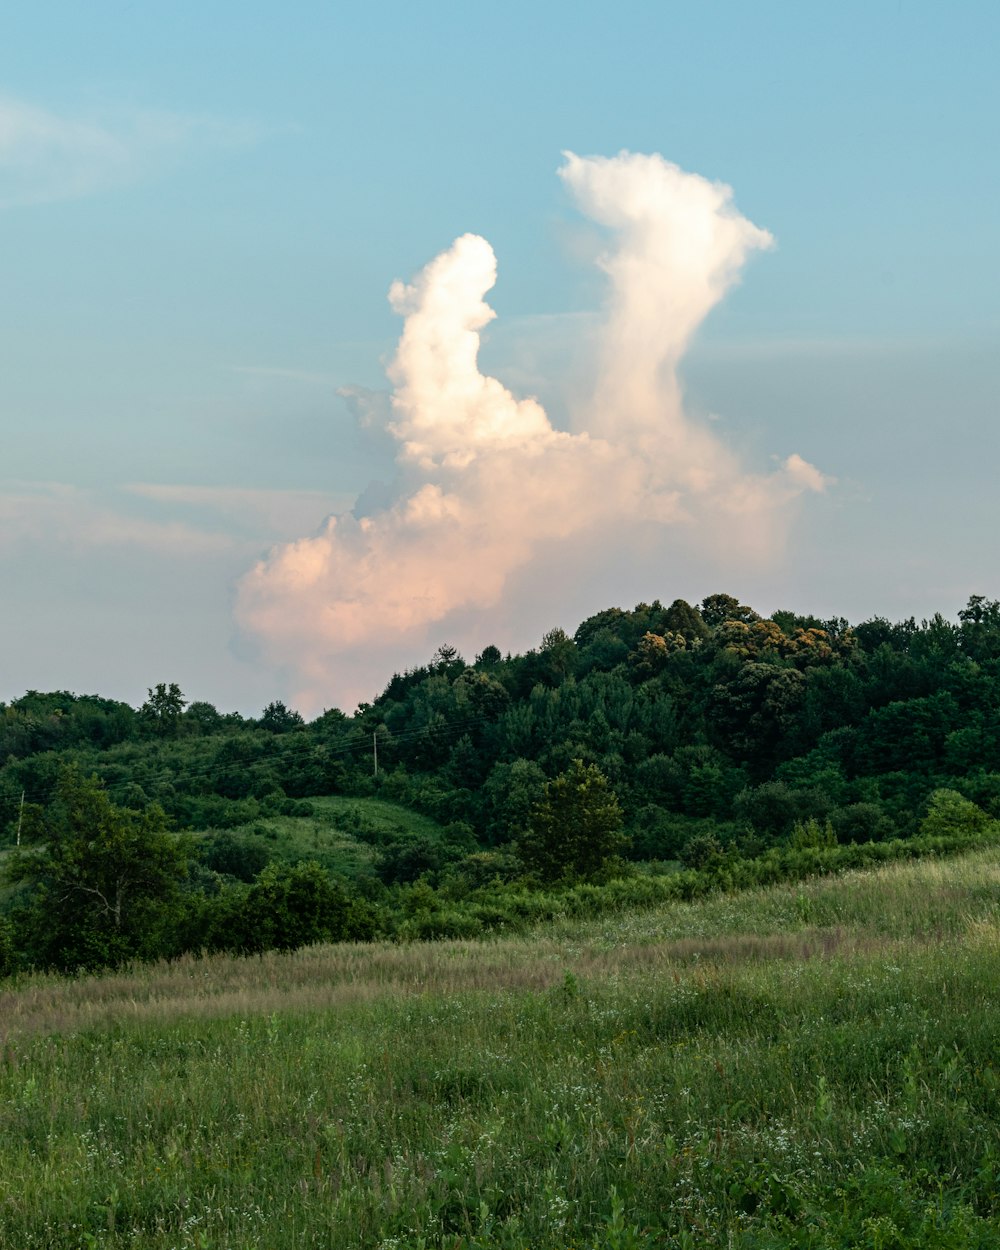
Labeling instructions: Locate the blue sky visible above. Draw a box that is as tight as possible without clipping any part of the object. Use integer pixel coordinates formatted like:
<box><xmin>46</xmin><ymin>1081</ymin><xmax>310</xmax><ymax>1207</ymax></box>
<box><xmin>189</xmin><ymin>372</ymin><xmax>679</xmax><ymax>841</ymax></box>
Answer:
<box><xmin>2</xmin><ymin>2</ymin><xmax>998</xmax><ymax>714</ymax></box>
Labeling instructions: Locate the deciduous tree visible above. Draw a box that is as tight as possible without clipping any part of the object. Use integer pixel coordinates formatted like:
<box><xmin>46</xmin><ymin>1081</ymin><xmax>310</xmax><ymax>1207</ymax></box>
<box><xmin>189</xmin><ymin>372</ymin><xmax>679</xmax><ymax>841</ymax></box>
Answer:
<box><xmin>7</xmin><ymin>767</ymin><xmax>189</xmax><ymax>971</ymax></box>
<box><xmin>140</xmin><ymin>682</ymin><xmax>187</xmax><ymax>738</ymax></box>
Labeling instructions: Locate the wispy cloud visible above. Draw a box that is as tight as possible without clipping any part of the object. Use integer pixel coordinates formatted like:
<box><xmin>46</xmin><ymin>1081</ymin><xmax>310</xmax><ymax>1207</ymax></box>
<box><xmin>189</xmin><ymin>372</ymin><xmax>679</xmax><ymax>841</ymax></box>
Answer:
<box><xmin>0</xmin><ymin>94</ymin><xmax>266</xmax><ymax>208</ymax></box>
<box><xmin>231</xmin><ymin>366</ymin><xmax>346</xmax><ymax>387</ymax></box>
<box><xmin>125</xmin><ymin>483</ymin><xmax>354</xmax><ymax>540</ymax></box>
<box><xmin>0</xmin><ymin>481</ymin><xmax>234</xmax><ymax>555</ymax></box>
<box><xmin>689</xmin><ymin>334</ymin><xmax>952</xmax><ymax>362</ymax></box>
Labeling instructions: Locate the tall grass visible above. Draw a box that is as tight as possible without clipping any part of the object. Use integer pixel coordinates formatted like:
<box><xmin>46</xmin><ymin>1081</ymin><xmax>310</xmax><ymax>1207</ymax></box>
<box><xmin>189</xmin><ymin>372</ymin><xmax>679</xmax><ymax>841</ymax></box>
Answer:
<box><xmin>4</xmin><ymin>850</ymin><xmax>1000</xmax><ymax>1247</ymax></box>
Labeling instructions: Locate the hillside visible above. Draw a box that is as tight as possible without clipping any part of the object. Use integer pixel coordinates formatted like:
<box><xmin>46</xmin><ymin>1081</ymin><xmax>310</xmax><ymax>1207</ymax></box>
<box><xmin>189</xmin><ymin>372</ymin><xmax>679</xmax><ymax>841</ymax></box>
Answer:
<box><xmin>4</xmin><ymin>592</ymin><xmax>1000</xmax><ymax>975</ymax></box>
<box><xmin>3</xmin><ymin>850</ymin><xmax>1000</xmax><ymax>1247</ymax></box>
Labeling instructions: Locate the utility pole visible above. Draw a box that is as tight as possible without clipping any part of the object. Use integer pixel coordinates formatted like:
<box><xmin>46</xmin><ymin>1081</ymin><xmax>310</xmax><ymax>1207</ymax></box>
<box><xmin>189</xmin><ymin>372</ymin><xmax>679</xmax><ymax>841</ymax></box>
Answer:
<box><xmin>16</xmin><ymin>790</ymin><xmax>24</xmax><ymax>846</ymax></box>
<box><xmin>373</xmin><ymin>731</ymin><xmax>378</xmax><ymax>777</ymax></box>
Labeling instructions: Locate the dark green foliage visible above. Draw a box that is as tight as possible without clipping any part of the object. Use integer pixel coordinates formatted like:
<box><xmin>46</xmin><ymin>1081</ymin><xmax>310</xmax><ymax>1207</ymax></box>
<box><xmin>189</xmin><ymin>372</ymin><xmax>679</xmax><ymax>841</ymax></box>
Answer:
<box><xmin>240</xmin><ymin>861</ymin><xmax>375</xmax><ymax>950</ymax></box>
<box><xmin>482</xmin><ymin>758</ymin><xmax>547</xmax><ymax>844</ymax></box>
<box><xmin>376</xmin><ymin>835</ymin><xmax>444</xmax><ymax>884</ymax></box>
<box><xmin>139</xmin><ymin>682</ymin><xmax>187</xmax><ymax>738</ymax></box>
<box><xmin>517</xmin><ymin>759</ymin><xmax>628</xmax><ymax>882</ymax></box>
<box><xmin>709</xmin><ymin>662</ymin><xmax>806</xmax><ymax>770</ymax></box>
<box><xmin>182</xmin><ymin>700</ymin><xmax>224</xmax><ymax>734</ymax></box>
<box><xmin>734</xmin><ymin>780</ymin><xmax>802</xmax><ymax>838</ymax></box>
<box><xmin>6</xmin><ymin>591</ymin><xmax>1000</xmax><ymax>973</ymax></box>
<box><xmin>259</xmin><ymin>700</ymin><xmax>305</xmax><ymax>732</ymax></box>
<box><xmin>0</xmin><ymin>691</ymin><xmax>136</xmax><ymax>764</ymax></box>
<box><xmin>959</xmin><ymin>594</ymin><xmax>1000</xmax><ymax>661</ymax></box>
<box><xmin>662</xmin><ymin>596</ymin><xmax>710</xmax><ymax>640</ymax></box>
<box><xmin>679</xmin><ymin>828</ymin><xmax>724</xmax><ymax>868</ymax></box>
<box><xmin>628</xmin><ymin>805</ymin><xmax>689</xmax><ymax>859</ymax></box>
<box><xmin>700</xmin><ymin>591</ymin><xmax>760</xmax><ymax>627</ymax></box>
<box><xmin>0</xmin><ymin>914</ymin><xmax>15</xmax><ymax>977</ymax></box>
<box><xmin>6</xmin><ymin>768</ymin><xmax>189</xmax><ymax>971</ymax></box>
<box><xmin>829</xmin><ymin>800</ymin><xmax>896</xmax><ymax>843</ymax></box>
<box><xmin>577</xmin><ymin>627</ymin><xmax>630</xmax><ymax>674</ymax></box>
<box><xmin>201</xmin><ymin>830</ymin><xmax>272</xmax><ymax>881</ymax></box>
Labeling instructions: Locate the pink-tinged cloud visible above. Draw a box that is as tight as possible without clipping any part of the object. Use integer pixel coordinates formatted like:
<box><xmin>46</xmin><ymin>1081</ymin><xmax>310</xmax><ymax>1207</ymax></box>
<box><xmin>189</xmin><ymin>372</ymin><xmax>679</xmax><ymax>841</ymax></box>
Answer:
<box><xmin>234</xmin><ymin>151</ymin><xmax>827</xmax><ymax>712</ymax></box>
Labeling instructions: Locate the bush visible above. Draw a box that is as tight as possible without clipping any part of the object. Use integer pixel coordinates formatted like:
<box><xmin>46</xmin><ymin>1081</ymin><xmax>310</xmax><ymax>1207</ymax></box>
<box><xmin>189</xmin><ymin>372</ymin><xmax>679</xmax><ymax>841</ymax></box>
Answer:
<box><xmin>789</xmin><ymin>817</ymin><xmax>836</xmax><ymax>849</ymax></box>
<box><xmin>377</xmin><ymin>835</ymin><xmax>443</xmax><ymax>885</ymax></box>
<box><xmin>921</xmin><ymin>789</ymin><xmax>992</xmax><ymax>838</ymax></box>
<box><xmin>680</xmin><ymin>830</ymin><xmax>723</xmax><ymax>870</ymax></box>
<box><xmin>0</xmin><ymin>915</ymin><xmax>16</xmax><ymax>978</ymax></box>
<box><xmin>201</xmin><ymin>832</ymin><xmax>271</xmax><ymax>882</ymax></box>
<box><xmin>830</xmin><ymin>802</ymin><xmax>897</xmax><ymax>844</ymax></box>
<box><xmin>236</xmin><ymin>861</ymin><xmax>375</xmax><ymax>952</ymax></box>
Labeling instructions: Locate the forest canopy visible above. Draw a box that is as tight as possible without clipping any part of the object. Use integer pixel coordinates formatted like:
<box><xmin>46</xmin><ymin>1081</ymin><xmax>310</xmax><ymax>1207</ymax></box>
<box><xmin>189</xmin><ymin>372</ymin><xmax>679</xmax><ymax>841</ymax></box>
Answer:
<box><xmin>4</xmin><ymin>593</ymin><xmax>1000</xmax><ymax>972</ymax></box>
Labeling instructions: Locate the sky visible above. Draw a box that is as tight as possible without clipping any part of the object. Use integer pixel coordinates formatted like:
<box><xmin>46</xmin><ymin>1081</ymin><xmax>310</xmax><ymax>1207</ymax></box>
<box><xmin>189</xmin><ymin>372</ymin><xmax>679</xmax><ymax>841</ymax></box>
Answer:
<box><xmin>2</xmin><ymin>1</ymin><xmax>998</xmax><ymax>715</ymax></box>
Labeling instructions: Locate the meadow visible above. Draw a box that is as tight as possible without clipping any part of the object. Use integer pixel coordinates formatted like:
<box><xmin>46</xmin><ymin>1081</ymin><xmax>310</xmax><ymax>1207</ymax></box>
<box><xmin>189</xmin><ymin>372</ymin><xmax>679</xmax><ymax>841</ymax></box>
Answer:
<box><xmin>3</xmin><ymin>851</ymin><xmax>1000</xmax><ymax>1248</ymax></box>
<box><xmin>190</xmin><ymin>794</ymin><xmax>449</xmax><ymax>884</ymax></box>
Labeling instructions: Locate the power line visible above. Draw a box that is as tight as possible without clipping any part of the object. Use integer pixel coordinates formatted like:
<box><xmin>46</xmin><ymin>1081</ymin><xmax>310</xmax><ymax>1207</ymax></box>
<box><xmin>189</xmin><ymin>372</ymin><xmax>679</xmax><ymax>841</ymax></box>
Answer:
<box><xmin>2</xmin><ymin>707</ymin><xmax>509</xmax><ymax>810</ymax></box>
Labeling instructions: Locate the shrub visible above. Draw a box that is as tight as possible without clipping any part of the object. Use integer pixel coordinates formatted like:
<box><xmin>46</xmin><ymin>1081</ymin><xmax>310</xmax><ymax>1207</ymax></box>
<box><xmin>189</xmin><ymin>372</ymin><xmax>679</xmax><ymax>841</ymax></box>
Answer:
<box><xmin>201</xmin><ymin>832</ymin><xmax>271</xmax><ymax>882</ymax></box>
<box><xmin>238</xmin><ymin>861</ymin><xmax>373</xmax><ymax>952</ymax></box>
<box><xmin>921</xmin><ymin>789</ymin><xmax>992</xmax><ymax>839</ymax></box>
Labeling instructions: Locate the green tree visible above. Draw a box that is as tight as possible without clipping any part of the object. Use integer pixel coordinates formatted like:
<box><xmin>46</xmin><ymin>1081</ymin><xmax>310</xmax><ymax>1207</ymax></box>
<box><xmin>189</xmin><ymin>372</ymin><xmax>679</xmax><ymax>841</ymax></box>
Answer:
<box><xmin>483</xmin><ymin>758</ymin><xmax>547</xmax><ymax>844</ymax></box>
<box><xmin>139</xmin><ymin>682</ymin><xmax>187</xmax><ymax>738</ymax></box>
<box><xmin>201</xmin><ymin>831</ymin><xmax>271</xmax><ymax>881</ymax></box>
<box><xmin>518</xmin><ymin>759</ymin><xmax>627</xmax><ymax>882</ymax></box>
<box><xmin>662</xmin><ymin>598</ymin><xmax>710</xmax><ymax>641</ymax></box>
<box><xmin>539</xmin><ymin>627</ymin><xmax>578</xmax><ymax>680</ymax></box>
<box><xmin>7</xmin><ymin>768</ymin><xmax>189</xmax><ymax>971</ymax></box>
<box><xmin>259</xmin><ymin>700</ymin><xmax>305</xmax><ymax>733</ymax></box>
<box><xmin>958</xmin><ymin>595</ymin><xmax>1000</xmax><ymax>662</ymax></box>
<box><xmin>183</xmin><ymin>700</ymin><xmax>224</xmax><ymax>735</ymax></box>
<box><xmin>709</xmin><ymin>663</ymin><xmax>806</xmax><ymax>770</ymax></box>
<box><xmin>431</xmin><ymin>643</ymin><xmax>464</xmax><ymax>673</ymax></box>
<box><xmin>452</xmin><ymin>668</ymin><xmax>510</xmax><ymax>724</ymax></box>
<box><xmin>700</xmin><ymin>593</ymin><xmax>760</xmax><ymax>629</ymax></box>
<box><xmin>629</xmin><ymin>632</ymin><xmax>671</xmax><ymax>678</ymax></box>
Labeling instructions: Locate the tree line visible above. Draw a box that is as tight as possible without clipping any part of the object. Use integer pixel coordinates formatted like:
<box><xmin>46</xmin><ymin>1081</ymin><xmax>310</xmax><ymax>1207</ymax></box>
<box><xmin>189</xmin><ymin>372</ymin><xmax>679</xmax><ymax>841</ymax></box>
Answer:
<box><xmin>4</xmin><ymin>591</ymin><xmax>1000</xmax><ymax>974</ymax></box>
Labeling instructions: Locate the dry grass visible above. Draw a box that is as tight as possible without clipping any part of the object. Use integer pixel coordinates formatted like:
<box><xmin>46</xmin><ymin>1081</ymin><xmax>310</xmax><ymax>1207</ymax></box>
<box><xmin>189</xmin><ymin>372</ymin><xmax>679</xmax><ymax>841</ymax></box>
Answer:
<box><xmin>5</xmin><ymin>846</ymin><xmax>1000</xmax><ymax>1040</ymax></box>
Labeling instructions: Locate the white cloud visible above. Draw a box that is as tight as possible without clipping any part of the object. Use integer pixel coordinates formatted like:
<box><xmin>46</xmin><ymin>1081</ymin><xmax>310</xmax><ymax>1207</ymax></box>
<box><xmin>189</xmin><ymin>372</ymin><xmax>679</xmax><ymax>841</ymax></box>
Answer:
<box><xmin>235</xmin><ymin>151</ymin><xmax>828</xmax><ymax>712</ymax></box>
<box><xmin>782</xmin><ymin>453</ymin><xmax>833</xmax><ymax>494</ymax></box>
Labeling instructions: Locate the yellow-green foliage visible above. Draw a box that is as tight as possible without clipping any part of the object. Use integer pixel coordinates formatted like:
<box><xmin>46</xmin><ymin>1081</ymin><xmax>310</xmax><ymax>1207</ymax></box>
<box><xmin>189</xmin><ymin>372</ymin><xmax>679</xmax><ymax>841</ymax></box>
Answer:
<box><xmin>4</xmin><ymin>852</ymin><xmax>1000</xmax><ymax>1247</ymax></box>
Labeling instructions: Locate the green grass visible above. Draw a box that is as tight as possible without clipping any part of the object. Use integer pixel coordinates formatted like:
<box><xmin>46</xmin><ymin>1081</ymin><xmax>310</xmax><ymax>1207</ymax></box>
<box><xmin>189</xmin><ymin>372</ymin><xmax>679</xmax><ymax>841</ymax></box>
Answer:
<box><xmin>4</xmin><ymin>851</ymin><xmax>1000</xmax><ymax>1247</ymax></box>
<box><xmin>191</xmin><ymin>795</ymin><xmax>450</xmax><ymax>882</ymax></box>
<box><xmin>306</xmin><ymin>795</ymin><xmax>449</xmax><ymax>842</ymax></box>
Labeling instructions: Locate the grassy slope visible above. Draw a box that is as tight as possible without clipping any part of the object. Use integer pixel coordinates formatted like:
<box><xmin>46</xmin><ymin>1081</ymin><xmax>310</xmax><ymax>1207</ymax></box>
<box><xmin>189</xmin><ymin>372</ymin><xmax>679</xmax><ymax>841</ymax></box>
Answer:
<box><xmin>3</xmin><ymin>796</ymin><xmax>445</xmax><ymax>891</ymax></box>
<box><xmin>4</xmin><ymin>853</ymin><xmax>1000</xmax><ymax>1248</ymax></box>
<box><xmin>190</xmin><ymin>795</ymin><xmax>450</xmax><ymax>881</ymax></box>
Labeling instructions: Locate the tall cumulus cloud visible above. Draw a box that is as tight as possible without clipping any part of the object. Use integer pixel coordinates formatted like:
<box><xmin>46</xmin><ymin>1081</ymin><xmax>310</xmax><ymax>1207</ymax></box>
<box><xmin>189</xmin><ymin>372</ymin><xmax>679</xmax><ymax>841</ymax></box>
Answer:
<box><xmin>235</xmin><ymin>151</ymin><xmax>829</xmax><ymax>711</ymax></box>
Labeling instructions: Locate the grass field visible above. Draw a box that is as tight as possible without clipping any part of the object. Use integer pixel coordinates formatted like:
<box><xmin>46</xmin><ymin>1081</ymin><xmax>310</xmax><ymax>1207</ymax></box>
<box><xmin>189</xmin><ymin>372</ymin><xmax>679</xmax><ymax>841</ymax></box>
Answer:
<box><xmin>3</xmin><ymin>851</ymin><xmax>1000</xmax><ymax>1247</ymax></box>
